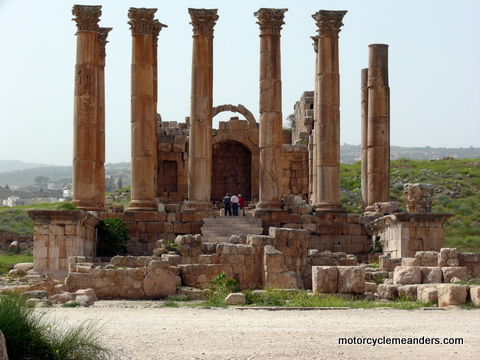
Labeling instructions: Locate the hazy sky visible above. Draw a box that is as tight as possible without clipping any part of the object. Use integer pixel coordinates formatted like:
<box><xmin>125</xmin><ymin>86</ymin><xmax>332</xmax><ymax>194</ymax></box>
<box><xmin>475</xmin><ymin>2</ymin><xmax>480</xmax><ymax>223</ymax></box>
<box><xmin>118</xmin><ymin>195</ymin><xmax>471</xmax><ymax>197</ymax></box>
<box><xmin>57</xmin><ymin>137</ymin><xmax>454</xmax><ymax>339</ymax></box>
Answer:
<box><xmin>1</xmin><ymin>0</ymin><xmax>479</xmax><ymax>166</ymax></box>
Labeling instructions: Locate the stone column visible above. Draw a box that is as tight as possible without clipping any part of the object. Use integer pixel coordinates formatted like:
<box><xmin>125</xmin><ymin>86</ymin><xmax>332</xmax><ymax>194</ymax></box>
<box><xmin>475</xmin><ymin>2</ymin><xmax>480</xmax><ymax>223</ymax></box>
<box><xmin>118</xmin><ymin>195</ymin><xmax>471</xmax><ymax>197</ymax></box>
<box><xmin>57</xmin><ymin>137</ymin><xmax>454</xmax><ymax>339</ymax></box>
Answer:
<box><xmin>360</xmin><ymin>68</ymin><xmax>369</xmax><ymax>210</ymax></box>
<box><xmin>127</xmin><ymin>8</ymin><xmax>165</xmax><ymax>211</ymax></box>
<box><xmin>254</xmin><ymin>8</ymin><xmax>287</xmax><ymax>211</ymax></box>
<box><xmin>95</xmin><ymin>27</ymin><xmax>112</xmax><ymax>209</ymax></box>
<box><xmin>366</xmin><ymin>44</ymin><xmax>390</xmax><ymax>210</ymax></box>
<box><xmin>71</xmin><ymin>5</ymin><xmax>102</xmax><ymax>211</ymax></box>
<box><xmin>184</xmin><ymin>8</ymin><xmax>219</xmax><ymax>211</ymax></box>
<box><xmin>312</xmin><ymin>10</ymin><xmax>347</xmax><ymax>213</ymax></box>
<box><xmin>310</xmin><ymin>35</ymin><xmax>319</xmax><ymax>205</ymax></box>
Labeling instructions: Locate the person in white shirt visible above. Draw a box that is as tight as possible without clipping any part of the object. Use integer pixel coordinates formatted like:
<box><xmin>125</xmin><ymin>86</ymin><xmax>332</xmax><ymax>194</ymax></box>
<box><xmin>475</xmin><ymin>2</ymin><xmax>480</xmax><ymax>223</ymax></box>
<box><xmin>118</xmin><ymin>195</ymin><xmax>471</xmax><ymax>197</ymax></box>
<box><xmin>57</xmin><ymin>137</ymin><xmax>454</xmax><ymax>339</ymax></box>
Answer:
<box><xmin>231</xmin><ymin>194</ymin><xmax>239</xmax><ymax>216</ymax></box>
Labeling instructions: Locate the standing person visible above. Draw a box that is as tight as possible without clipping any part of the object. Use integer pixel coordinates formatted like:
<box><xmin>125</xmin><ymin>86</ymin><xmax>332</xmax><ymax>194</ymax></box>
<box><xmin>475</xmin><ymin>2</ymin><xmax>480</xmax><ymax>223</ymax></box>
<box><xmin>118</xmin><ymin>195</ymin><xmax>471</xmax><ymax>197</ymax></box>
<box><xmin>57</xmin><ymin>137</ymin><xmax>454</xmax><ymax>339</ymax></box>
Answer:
<box><xmin>238</xmin><ymin>194</ymin><xmax>245</xmax><ymax>216</ymax></box>
<box><xmin>231</xmin><ymin>193</ymin><xmax>239</xmax><ymax>216</ymax></box>
<box><xmin>223</xmin><ymin>193</ymin><xmax>232</xmax><ymax>216</ymax></box>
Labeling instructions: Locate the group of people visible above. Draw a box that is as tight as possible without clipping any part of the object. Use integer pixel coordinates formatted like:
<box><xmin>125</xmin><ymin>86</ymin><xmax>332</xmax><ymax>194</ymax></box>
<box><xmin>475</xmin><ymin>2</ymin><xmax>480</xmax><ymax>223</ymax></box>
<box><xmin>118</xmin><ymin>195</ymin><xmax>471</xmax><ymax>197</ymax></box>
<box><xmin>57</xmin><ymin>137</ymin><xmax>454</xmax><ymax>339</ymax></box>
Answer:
<box><xmin>222</xmin><ymin>193</ymin><xmax>245</xmax><ymax>216</ymax></box>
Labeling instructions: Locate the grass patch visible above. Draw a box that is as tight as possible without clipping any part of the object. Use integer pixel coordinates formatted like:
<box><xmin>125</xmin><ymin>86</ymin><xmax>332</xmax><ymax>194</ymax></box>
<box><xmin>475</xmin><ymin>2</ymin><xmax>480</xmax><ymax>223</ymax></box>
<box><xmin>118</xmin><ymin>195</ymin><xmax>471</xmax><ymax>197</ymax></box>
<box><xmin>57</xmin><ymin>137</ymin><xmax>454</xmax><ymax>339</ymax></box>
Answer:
<box><xmin>0</xmin><ymin>252</ymin><xmax>33</xmax><ymax>275</ymax></box>
<box><xmin>0</xmin><ymin>294</ymin><xmax>111</xmax><ymax>360</ymax></box>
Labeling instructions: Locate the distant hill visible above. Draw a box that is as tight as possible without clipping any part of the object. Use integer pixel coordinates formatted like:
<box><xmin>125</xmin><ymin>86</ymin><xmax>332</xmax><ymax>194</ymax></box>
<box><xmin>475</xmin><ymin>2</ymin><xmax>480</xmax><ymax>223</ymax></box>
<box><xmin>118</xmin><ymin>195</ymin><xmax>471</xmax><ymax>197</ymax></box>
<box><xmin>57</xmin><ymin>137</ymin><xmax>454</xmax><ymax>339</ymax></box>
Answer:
<box><xmin>0</xmin><ymin>160</ymin><xmax>58</xmax><ymax>173</ymax></box>
<box><xmin>1</xmin><ymin>146</ymin><xmax>479</xmax><ymax>188</ymax></box>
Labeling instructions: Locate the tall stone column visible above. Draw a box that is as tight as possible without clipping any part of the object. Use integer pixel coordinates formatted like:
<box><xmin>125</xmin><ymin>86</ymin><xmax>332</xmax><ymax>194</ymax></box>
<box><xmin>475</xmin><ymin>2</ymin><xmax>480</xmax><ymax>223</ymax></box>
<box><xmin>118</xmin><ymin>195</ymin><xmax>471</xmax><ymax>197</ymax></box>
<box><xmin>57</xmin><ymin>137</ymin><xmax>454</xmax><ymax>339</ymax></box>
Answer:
<box><xmin>184</xmin><ymin>8</ymin><xmax>218</xmax><ymax>211</ymax></box>
<box><xmin>95</xmin><ymin>27</ymin><xmax>112</xmax><ymax>209</ymax></box>
<box><xmin>366</xmin><ymin>44</ymin><xmax>390</xmax><ymax>210</ymax></box>
<box><xmin>71</xmin><ymin>5</ymin><xmax>102</xmax><ymax>211</ymax></box>
<box><xmin>254</xmin><ymin>8</ymin><xmax>287</xmax><ymax>211</ymax></box>
<box><xmin>360</xmin><ymin>68</ymin><xmax>369</xmax><ymax>210</ymax></box>
<box><xmin>127</xmin><ymin>8</ymin><xmax>165</xmax><ymax>211</ymax></box>
<box><xmin>312</xmin><ymin>10</ymin><xmax>347</xmax><ymax>213</ymax></box>
<box><xmin>310</xmin><ymin>35</ymin><xmax>319</xmax><ymax>205</ymax></box>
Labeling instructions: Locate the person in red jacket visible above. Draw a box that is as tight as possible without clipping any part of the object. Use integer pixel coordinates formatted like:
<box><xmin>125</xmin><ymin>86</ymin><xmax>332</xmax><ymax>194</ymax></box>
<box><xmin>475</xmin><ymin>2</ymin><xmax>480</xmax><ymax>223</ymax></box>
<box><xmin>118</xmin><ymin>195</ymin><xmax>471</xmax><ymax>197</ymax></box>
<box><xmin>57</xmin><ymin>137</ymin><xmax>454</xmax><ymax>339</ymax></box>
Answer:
<box><xmin>238</xmin><ymin>194</ymin><xmax>246</xmax><ymax>216</ymax></box>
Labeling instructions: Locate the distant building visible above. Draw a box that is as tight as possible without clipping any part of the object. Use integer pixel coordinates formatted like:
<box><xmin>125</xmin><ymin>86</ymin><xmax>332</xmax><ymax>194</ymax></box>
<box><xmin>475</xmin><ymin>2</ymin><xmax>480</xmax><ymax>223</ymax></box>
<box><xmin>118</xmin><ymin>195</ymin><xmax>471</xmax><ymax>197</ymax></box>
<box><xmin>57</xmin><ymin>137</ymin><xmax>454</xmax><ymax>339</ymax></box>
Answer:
<box><xmin>3</xmin><ymin>195</ymin><xmax>32</xmax><ymax>207</ymax></box>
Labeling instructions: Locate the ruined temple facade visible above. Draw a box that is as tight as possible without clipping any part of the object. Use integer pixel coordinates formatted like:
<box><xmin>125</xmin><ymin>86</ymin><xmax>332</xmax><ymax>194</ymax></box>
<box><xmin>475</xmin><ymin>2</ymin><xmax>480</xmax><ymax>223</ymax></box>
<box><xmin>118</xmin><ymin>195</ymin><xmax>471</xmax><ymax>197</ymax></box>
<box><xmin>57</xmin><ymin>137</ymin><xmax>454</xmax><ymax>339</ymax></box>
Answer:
<box><xmin>27</xmin><ymin>6</ymin><xmax>452</xmax><ymax>283</ymax></box>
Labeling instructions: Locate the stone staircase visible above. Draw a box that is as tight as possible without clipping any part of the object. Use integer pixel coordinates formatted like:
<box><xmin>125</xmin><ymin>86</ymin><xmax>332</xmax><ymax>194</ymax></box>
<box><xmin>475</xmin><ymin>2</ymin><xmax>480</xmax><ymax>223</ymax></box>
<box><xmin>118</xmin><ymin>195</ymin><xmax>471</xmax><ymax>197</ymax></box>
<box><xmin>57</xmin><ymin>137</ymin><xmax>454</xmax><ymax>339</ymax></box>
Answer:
<box><xmin>201</xmin><ymin>216</ymin><xmax>264</xmax><ymax>242</ymax></box>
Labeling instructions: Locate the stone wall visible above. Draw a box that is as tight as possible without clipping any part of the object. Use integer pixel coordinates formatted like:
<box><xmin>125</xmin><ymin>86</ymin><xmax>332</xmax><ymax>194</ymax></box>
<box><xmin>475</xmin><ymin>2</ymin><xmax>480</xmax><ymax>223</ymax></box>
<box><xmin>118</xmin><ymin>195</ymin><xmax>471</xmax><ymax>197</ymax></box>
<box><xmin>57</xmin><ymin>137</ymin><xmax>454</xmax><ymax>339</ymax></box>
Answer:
<box><xmin>292</xmin><ymin>91</ymin><xmax>313</xmax><ymax>144</ymax></box>
<box><xmin>0</xmin><ymin>230</ymin><xmax>32</xmax><ymax>251</ymax></box>
<box><xmin>282</xmin><ymin>144</ymin><xmax>309</xmax><ymax>200</ymax></box>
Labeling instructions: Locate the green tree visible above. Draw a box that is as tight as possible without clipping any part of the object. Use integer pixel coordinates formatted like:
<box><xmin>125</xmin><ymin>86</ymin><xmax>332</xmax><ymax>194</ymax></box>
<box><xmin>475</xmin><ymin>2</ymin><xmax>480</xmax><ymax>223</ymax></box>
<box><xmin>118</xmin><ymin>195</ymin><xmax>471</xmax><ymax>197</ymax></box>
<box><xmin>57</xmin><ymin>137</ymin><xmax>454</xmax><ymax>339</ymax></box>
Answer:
<box><xmin>96</xmin><ymin>218</ymin><xmax>129</xmax><ymax>257</ymax></box>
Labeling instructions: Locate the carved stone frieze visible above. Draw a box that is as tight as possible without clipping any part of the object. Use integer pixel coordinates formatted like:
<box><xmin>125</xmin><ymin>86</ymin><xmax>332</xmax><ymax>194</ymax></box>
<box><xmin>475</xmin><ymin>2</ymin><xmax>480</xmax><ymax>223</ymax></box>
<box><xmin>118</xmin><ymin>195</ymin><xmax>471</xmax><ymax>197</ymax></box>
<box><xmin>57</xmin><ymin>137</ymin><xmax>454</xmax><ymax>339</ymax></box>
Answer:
<box><xmin>72</xmin><ymin>5</ymin><xmax>101</xmax><ymax>32</ymax></box>
<box><xmin>312</xmin><ymin>10</ymin><xmax>347</xmax><ymax>37</ymax></box>
<box><xmin>128</xmin><ymin>7</ymin><xmax>158</xmax><ymax>35</ymax></box>
<box><xmin>188</xmin><ymin>8</ymin><xmax>218</xmax><ymax>36</ymax></box>
<box><xmin>254</xmin><ymin>8</ymin><xmax>287</xmax><ymax>35</ymax></box>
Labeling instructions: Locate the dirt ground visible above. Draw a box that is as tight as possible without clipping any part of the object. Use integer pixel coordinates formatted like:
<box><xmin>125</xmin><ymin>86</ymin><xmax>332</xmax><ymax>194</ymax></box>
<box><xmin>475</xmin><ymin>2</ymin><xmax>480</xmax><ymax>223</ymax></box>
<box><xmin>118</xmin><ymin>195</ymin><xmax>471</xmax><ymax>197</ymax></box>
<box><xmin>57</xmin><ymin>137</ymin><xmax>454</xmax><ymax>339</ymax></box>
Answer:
<box><xmin>43</xmin><ymin>301</ymin><xmax>479</xmax><ymax>360</ymax></box>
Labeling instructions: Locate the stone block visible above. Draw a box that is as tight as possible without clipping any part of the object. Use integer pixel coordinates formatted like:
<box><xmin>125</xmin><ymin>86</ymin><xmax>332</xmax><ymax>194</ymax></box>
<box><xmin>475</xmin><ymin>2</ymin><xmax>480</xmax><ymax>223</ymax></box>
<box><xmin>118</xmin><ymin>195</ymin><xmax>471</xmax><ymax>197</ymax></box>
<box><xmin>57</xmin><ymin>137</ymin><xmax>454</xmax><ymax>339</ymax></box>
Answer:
<box><xmin>401</xmin><ymin>258</ymin><xmax>419</xmax><ymax>266</ymax></box>
<box><xmin>393</xmin><ymin>266</ymin><xmax>421</xmax><ymax>285</ymax></box>
<box><xmin>377</xmin><ymin>284</ymin><xmax>398</xmax><ymax>300</ymax></box>
<box><xmin>337</xmin><ymin>266</ymin><xmax>365</xmax><ymax>294</ymax></box>
<box><xmin>312</xmin><ymin>266</ymin><xmax>337</xmax><ymax>293</ymax></box>
<box><xmin>225</xmin><ymin>292</ymin><xmax>246</xmax><ymax>305</ymax></box>
<box><xmin>143</xmin><ymin>267</ymin><xmax>177</xmax><ymax>298</ymax></box>
<box><xmin>397</xmin><ymin>285</ymin><xmax>418</xmax><ymax>300</ymax></box>
<box><xmin>470</xmin><ymin>286</ymin><xmax>480</xmax><ymax>307</ymax></box>
<box><xmin>365</xmin><ymin>281</ymin><xmax>378</xmax><ymax>293</ymax></box>
<box><xmin>442</xmin><ymin>267</ymin><xmax>468</xmax><ymax>283</ymax></box>
<box><xmin>437</xmin><ymin>284</ymin><xmax>467</xmax><ymax>307</ymax></box>
<box><xmin>417</xmin><ymin>285</ymin><xmax>438</xmax><ymax>304</ymax></box>
<box><xmin>420</xmin><ymin>267</ymin><xmax>443</xmax><ymax>284</ymax></box>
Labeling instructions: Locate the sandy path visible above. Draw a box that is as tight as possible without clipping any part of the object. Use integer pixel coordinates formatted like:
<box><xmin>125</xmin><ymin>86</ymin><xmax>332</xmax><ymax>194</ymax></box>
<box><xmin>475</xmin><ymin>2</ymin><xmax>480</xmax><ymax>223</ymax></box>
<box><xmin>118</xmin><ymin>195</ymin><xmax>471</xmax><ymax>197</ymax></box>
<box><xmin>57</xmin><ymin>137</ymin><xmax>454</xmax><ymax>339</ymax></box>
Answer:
<box><xmin>44</xmin><ymin>302</ymin><xmax>479</xmax><ymax>360</ymax></box>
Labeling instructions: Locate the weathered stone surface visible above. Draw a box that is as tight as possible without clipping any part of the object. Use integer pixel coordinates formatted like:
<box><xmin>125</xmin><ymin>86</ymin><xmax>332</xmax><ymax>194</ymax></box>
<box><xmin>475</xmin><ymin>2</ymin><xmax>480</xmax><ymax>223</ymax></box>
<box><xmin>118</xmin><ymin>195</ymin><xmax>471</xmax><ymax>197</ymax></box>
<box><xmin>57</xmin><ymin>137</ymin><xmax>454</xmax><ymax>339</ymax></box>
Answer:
<box><xmin>337</xmin><ymin>266</ymin><xmax>365</xmax><ymax>294</ymax></box>
<box><xmin>20</xmin><ymin>290</ymin><xmax>49</xmax><ymax>301</ymax></box>
<box><xmin>75</xmin><ymin>294</ymin><xmax>95</xmax><ymax>307</ymax></box>
<box><xmin>364</xmin><ymin>281</ymin><xmax>377</xmax><ymax>293</ymax></box>
<box><xmin>393</xmin><ymin>266</ymin><xmax>421</xmax><ymax>285</ymax></box>
<box><xmin>417</xmin><ymin>285</ymin><xmax>438</xmax><ymax>304</ymax></box>
<box><xmin>404</xmin><ymin>183</ymin><xmax>434</xmax><ymax>213</ymax></box>
<box><xmin>438</xmin><ymin>248</ymin><xmax>459</xmax><ymax>267</ymax></box>
<box><xmin>50</xmin><ymin>292</ymin><xmax>76</xmax><ymax>304</ymax></box>
<box><xmin>437</xmin><ymin>284</ymin><xmax>467</xmax><ymax>307</ymax></box>
<box><xmin>401</xmin><ymin>258</ymin><xmax>419</xmax><ymax>266</ymax></box>
<box><xmin>225</xmin><ymin>292</ymin><xmax>246</xmax><ymax>305</ymax></box>
<box><xmin>442</xmin><ymin>267</ymin><xmax>468</xmax><ymax>283</ymax></box>
<box><xmin>373</xmin><ymin>202</ymin><xmax>399</xmax><ymax>214</ymax></box>
<box><xmin>0</xmin><ymin>330</ymin><xmax>7</xmax><ymax>360</ymax></box>
<box><xmin>312</xmin><ymin>266</ymin><xmax>337</xmax><ymax>293</ymax></box>
<box><xmin>420</xmin><ymin>267</ymin><xmax>443</xmax><ymax>284</ymax></box>
<box><xmin>377</xmin><ymin>284</ymin><xmax>398</xmax><ymax>300</ymax></box>
<box><xmin>143</xmin><ymin>267</ymin><xmax>177</xmax><ymax>298</ymax></box>
<box><xmin>397</xmin><ymin>285</ymin><xmax>418</xmax><ymax>300</ymax></box>
<box><xmin>470</xmin><ymin>286</ymin><xmax>480</xmax><ymax>307</ymax></box>
<box><xmin>13</xmin><ymin>262</ymin><xmax>34</xmax><ymax>273</ymax></box>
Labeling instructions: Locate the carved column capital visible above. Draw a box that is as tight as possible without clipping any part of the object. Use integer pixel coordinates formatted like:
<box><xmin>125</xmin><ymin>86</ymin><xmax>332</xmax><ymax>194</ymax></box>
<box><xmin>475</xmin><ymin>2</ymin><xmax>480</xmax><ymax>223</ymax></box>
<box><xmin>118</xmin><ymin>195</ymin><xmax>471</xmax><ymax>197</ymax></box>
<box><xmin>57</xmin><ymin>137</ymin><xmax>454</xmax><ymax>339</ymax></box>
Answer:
<box><xmin>152</xmin><ymin>20</ymin><xmax>168</xmax><ymax>45</ymax></box>
<box><xmin>311</xmin><ymin>35</ymin><xmax>319</xmax><ymax>53</ymax></box>
<box><xmin>188</xmin><ymin>8</ymin><xmax>219</xmax><ymax>36</ymax></box>
<box><xmin>312</xmin><ymin>10</ymin><xmax>347</xmax><ymax>37</ymax></box>
<box><xmin>98</xmin><ymin>27</ymin><xmax>112</xmax><ymax>57</ymax></box>
<box><xmin>254</xmin><ymin>8</ymin><xmax>287</xmax><ymax>35</ymax></box>
<box><xmin>128</xmin><ymin>7</ymin><xmax>158</xmax><ymax>35</ymax></box>
<box><xmin>72</xmin><ymin>5</ymin><xmax>101</xmax><ymax>32</ymax></box>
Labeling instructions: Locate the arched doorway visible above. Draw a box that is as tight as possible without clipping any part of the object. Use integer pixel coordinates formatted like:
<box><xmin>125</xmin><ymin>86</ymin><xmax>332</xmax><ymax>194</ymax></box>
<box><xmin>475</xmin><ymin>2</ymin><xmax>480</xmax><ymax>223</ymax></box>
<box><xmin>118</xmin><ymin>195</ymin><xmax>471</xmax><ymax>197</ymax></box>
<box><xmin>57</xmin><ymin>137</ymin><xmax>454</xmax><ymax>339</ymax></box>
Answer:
<box><xmin>211</xmin><ymin>140</ymin><xmax>252</xmax><ymax>202</ymax></box>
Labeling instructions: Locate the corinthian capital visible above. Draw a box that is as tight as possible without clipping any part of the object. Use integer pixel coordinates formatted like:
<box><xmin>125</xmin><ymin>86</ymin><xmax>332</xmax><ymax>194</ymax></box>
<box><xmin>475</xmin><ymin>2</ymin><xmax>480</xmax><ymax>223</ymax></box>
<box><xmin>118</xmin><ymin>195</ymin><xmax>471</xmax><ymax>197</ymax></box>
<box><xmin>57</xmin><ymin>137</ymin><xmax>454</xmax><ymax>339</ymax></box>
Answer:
<box><xmin>188</xmin><ymin>8</ymin><xmax>219</xmax><ymax>36</ymax></box>
<box><xmin>128</xmin><ymin>8</ymin><xmax>158</xmax><ymax>35</ymax></box>
<box><xmin>98</xmin><ymin>28</ymin><xmax>112</xmax><ymax>57</ymax></box>
<box><xmin>72</xmin><ymin>5</ymin><xmax>101</xmax><ymax>32</ymax></box>
<box><xmin>312</xmin><ymin>10</ymin><xmax>347</xmax><ymax>37</ymax></box>
<box><xmin>254</xmin><ymin>8</ymin><xmax>287</xmax><ymax>35</ymax></box>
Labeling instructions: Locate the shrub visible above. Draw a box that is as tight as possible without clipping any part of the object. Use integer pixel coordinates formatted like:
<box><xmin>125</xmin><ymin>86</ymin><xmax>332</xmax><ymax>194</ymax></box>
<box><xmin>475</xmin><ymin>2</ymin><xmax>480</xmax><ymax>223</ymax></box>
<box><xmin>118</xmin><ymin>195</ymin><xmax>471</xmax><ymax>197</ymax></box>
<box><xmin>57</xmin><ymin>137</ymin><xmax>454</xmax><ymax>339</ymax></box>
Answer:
<box><xmin>96</xmin><ymin>218</ymin><xmax>129</xmax><ymax>256</ymax></box>
<box><xmin>0</xmin><ymin>294</ymin><xmax>111</xmax><ymax>360</ymax></box>
<box><xmin>201</xmin><ymin>272</ymin><xmax>239</xmax><ymax>307</ymax></box>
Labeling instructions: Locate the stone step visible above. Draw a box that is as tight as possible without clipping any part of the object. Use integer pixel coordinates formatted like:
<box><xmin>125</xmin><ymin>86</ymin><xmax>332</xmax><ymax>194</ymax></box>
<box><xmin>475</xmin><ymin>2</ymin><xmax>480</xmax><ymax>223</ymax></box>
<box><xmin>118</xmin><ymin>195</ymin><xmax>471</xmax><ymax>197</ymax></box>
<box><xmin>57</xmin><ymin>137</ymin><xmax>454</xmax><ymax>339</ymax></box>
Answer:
<box><xmin>201</xmin><ymin>216</ymin><xmax>263</xmax><ymax>242</ymax></box>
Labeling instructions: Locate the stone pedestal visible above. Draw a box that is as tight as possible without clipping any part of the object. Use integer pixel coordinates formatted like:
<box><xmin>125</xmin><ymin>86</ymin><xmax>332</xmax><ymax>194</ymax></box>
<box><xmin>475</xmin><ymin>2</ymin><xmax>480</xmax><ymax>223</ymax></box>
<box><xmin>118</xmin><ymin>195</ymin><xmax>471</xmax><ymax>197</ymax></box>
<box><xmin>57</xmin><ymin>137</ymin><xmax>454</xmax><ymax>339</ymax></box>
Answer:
<box><xmin>27</xmin><ymin>210</ymin><xmax>100</xmax><ymax>277</ymax></box>
<box><xmin>366</xmin><ymin>44</ymin><xmax>390</xmax><ymax>211</ymax></box>
<box><xmin>127</xmin><ymin>8</ymin><xmax>165</xmax><ymax>211</ymax></box>
<box><xmin>184</xmin><ymin>8</ymin><xmax>218</xmax><ymax>212</ymax></box>
<box><xmin>71</xmin><ymin>5</ymin><xmax>102</xmax><ymax>211</ymax></box>
<box><xmin>255</xmin><ymin>8</ymin><xmax>287</xmax><ymax>211</ymax></box>
<box><xmin>312</xmin><ymin>10</ymin><xmax>347</xmax><ymax>213</ymax></box>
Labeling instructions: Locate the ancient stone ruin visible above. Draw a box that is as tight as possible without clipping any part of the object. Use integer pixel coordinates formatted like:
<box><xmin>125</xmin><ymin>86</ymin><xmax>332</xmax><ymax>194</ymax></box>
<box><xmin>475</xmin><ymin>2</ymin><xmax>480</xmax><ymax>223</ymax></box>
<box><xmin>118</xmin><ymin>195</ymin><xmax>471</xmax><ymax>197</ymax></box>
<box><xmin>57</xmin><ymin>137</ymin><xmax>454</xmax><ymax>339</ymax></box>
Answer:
<box><xmin>20</xmin><ymin>5</ymin><xmax>480</xmax><ymax>306</ymax></box>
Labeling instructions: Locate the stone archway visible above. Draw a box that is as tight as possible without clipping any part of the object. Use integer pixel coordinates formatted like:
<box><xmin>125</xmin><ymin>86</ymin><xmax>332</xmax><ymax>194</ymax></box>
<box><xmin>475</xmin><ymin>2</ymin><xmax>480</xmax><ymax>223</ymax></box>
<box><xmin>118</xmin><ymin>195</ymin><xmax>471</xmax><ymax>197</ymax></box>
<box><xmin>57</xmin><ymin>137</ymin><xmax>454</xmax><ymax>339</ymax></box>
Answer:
<box><xmin>211</xmin><ymin>140</ymin><xmax>252</xmax><ymax>202</ymax></box>
<box><xmin>212</xmin><ymin>104</ymin><xmax>257</xmax><ymax>128</ymax></box>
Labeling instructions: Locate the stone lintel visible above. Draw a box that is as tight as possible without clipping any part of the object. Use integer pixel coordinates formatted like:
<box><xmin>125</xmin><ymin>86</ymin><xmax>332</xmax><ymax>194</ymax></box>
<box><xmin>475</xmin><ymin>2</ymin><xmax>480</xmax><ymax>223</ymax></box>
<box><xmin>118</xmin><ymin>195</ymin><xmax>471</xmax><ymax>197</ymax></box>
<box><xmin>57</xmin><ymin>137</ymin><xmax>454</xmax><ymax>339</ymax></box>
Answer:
<box><xmin>312</xmin><ymin>10</ymin><xmax>347</xmax><ymax>37</ymax></box>
<box><xmin>27</xmin><ymin>210</ymin><xmax>100</xmax><ymax>227</ymax></box>
<box><xmin>72</xmin><ymin>5</ymin><xmax>102</xmax><ymax>32</ymax></box>
<box><xmin>367</xmin><ymin>213</ymin><xmax>452</xmax><ymax>233</ymax></box>
<box><xmin>126</xmin><ymin>200</ymin><xmax>158</xmax><ymax>212</ymax></box>
<box><xmin>188</xmin><ymin>8</ymin><xmax>219</xmax><ymax>36</ymax></box>
<box><xmin>254</xmin><ymin>8</ymin><xmax>288</xmax><ymax>35</ymax></box>
<box><xmin>314</xmin><ymin>202</ymin><xmax>345</xmax><ymax>213</ymax></box>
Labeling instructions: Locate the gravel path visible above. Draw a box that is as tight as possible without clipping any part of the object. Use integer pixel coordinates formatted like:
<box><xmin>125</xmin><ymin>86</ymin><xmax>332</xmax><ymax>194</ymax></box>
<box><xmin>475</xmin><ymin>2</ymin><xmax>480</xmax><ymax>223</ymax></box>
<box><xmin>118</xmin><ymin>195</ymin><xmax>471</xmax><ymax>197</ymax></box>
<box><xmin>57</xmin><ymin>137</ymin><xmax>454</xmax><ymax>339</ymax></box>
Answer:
<box><xmin>43</xmin><ymin>301</ymin><xmax>479</xmax><ymax>360</ymax></box>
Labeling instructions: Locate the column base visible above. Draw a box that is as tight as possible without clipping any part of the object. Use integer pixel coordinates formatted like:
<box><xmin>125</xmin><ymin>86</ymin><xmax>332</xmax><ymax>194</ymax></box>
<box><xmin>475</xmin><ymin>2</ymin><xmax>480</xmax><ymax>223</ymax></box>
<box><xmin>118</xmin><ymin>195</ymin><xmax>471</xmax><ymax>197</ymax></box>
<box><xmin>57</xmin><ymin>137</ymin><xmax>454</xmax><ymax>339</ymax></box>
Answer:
<box><xmin>182</xmin><ymin>200</ymin><xmax>213</xmax><ymax>212</ymax></box>
<box><xmin>314</xmin><ymin>202</ymin><xmax>345</xmax><ymax>213</ymax></box>
<box><xmin>126</xmin><ymin>200</ymin><xmax>158</xmax><ymax>212</ymax></box>
<box><xmin>71</xmin><ymin>200</ymin><xmax>101</xmax><ymax>211</ymax></box>
<box><xmin>256</xmin><ymin>201</ymin><xmax>284</xmax><ymax>212</ymax></box>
